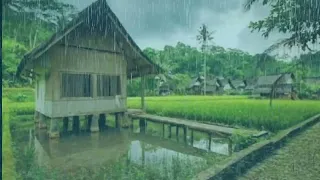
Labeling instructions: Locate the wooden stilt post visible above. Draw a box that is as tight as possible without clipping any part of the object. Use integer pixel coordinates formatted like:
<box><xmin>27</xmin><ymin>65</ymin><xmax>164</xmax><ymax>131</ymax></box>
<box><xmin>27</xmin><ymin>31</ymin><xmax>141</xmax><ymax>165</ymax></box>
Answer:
<box><xmin>73</xmin><ymin>116</ymin><xmax>80</xmax><ymax>134</ymax></box>
<box><xmin>140</xmin><ymin>75</ymin><xmax>146</xmax><ymax>112</ymax></box>
<box><xmin>139</xmin><ymin>118</ymin><xmax>146</xmax><ymax>134</ymax></box>
<box><xmin>63</xmin><ymin>117</ymin><xmax>69</xmax><ymax>133</ymax></box>
<box><xmin>168</xmin><ymin>125</ymin><xmax>172</xmax><ymax>138</ymax></box>
<box><xmin>191</xmin><ymin>129</ymin><xmax>194</xmax><ymax>146</ymax></box>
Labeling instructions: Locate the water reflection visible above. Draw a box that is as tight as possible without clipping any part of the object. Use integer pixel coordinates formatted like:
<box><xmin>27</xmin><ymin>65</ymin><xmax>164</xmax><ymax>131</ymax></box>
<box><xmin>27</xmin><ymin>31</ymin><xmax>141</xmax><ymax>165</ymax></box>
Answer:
<box><xmin>32</xmin><ymin>128</ymin><xmax>223</xmax><ymax>171</ymax></box>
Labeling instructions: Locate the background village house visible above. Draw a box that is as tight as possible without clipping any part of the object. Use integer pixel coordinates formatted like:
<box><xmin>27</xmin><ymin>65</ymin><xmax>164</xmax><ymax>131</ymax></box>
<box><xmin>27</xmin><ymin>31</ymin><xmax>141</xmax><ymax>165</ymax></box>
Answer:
<box><xmin>154</xmin><ymin>74</ymin><xmax>174</xmax><ymax>96</ymax></box>
<box><xmin>229</xmin><ymin>79</ymin><xmax>247</xmax><ymax>92</ymax></box>
<box><xmin>16</xmin><ymin>0</ymin><xmax>161</xmax><ymax>138</ymax></box>
<box><xmin>253</xmin><ymin>73</ymin><xmax>296</xmax><ymax>98</ymax></box>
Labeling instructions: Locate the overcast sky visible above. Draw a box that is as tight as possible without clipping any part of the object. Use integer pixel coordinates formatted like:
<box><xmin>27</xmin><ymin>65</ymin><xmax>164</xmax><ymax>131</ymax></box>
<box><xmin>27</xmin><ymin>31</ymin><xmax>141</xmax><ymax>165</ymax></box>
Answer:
<box><xmin>65</xmin><ymin>0</ymin><xmax>309</xmax><ymax>56</ymax></box>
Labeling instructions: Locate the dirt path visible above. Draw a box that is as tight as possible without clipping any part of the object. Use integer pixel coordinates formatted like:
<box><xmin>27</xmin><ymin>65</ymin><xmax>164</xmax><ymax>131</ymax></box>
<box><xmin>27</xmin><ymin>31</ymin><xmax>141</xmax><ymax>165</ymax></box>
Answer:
<box><xmin>239</xmin><ymin>123</ymin><xmax>320</xmax><ymax>180</ymax></box>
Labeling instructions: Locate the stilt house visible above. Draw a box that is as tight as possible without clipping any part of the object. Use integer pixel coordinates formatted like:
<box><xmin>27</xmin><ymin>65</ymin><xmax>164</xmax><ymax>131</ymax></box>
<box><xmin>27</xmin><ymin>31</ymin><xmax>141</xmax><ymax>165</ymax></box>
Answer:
<box><xmin>16</xmin><ymin>0</ymin><xmax>161</xmax><ymax>138</ymax></box>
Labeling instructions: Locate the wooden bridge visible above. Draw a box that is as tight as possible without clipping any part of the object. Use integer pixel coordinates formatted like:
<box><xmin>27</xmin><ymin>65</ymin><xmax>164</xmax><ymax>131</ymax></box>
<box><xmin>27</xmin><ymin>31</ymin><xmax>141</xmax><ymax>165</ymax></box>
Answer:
<box><xmin>127</xmin><ymin>109</ymin><xmax>262</xmax><ymax>156</ymax></box>
<box><xmin>127</xmin><ymin>109</ymin><xmax>255</xmax><ymax>137</ymax></box>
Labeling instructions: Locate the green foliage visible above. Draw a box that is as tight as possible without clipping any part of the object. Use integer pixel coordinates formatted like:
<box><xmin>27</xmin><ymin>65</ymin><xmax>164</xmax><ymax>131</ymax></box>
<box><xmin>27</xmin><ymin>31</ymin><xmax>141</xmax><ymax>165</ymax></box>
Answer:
<box><xmin>298</xmin><ymin>82</ymin><xmax>320</xmax><ymax>99</ymax></box>
<box><xmin>127</xmin><ymin>96</ymin><xmax>320</xmax><ymax>132</ymax></box>
<box><xmin>2</xmin><ymin>0</ymin><xmax>76</xmax><ymax>87</ymax></box>
<box><xmin>3</xmin><ymin>88</ymin><xmax>35</xmax><ymax>102</ymax></box>
<box><xmin>245</xmin><ymin>0</ymin><xmax>320</xmax><ymax>52</ymax></box>
<box><xmin>2</xmin><ymin>38</ymin><xmax>28</xmax><ymax>86</ymax></box>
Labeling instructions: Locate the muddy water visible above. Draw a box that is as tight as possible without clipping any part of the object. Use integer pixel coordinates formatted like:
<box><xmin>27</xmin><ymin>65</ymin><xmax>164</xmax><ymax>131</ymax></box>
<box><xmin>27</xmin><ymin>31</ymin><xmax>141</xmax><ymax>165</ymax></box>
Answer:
<box><xmin>11</xmin><ymin>122</ymin><xmax>230</xmax><ymax>179</ymax></box>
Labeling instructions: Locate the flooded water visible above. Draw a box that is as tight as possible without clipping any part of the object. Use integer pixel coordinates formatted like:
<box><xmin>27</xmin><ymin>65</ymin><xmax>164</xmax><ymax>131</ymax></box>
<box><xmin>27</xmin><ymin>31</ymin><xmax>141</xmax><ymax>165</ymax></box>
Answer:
<box><xmin>11</xmin><ymin>120</ymin><xmax>230</xmax><ymax>179</ymax></box>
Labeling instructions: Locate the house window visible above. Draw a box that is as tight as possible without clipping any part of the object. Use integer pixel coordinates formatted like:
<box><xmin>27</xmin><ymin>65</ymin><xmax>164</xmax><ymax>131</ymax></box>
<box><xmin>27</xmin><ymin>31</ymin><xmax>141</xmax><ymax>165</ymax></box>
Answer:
<box><xmin>97</xmin><ymin>75</ymin><xmax>110</xmax><ymax>96</ymax></box>
<box><xmin>61</xmin><ymin>73</ymin><xmax>92</xmax><ymax>97</ymax></box>
<box><xmin>110</xmin><ymin>76</ymin><xmax>121</xmax><ymax>96</ymax></box>
<box><xmin>97</xmin><ymin>75</ymin><xmax>121</xmax><ymax>96</ymax></box>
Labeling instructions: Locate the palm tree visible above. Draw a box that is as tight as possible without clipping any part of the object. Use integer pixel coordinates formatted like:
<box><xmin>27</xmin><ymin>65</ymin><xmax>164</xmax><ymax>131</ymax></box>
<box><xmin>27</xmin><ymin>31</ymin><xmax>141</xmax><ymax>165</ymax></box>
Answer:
<box><xmin>196</xmin><ymin>24</ymin><xmax>215</xmax><ymax>95</ymax></box>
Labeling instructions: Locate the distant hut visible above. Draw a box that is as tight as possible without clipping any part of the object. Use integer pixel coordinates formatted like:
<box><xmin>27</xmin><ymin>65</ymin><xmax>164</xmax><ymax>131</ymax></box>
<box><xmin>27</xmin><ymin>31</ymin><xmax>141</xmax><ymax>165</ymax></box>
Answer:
<box><xmin>216</xmin><ymin>77</ymin><xmax>232</xmax><ymax>92</ymax></box>
<box><xmin>254</xmin><ymin>73</ymin><xmax>296</xmax><ymax>98</ymax></box>
<box><xmin>229</xmin><ymin>79</ymin><xmax>247</xmax><ymax>92</ymax></box>
<box><xmin>244</xmin><ymin>78</ymin><xmax>258</xmax><ymax>94</ymax></box>
<box><xmin>155</xmin><ymin>74</ymin><xmax>174</xmax><ymax>96</ymax></box>
<box><xmin>202</xmin><ymin>77</ymin><xmax>221</xmax><ymax>95</ymax></box>
<box><xmin>187</xmin><ymin>76</ymin><xmax>204</xmax><ymax>95</ymax></box>
<box><xmin>15</xmin><ymin>0</ymin><xmax>161</xmax><ymax>138</ymax></box>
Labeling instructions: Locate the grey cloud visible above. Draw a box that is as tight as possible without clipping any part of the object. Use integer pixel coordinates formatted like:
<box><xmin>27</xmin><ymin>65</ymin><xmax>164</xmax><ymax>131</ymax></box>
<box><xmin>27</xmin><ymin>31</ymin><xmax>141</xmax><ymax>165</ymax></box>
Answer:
<box><xmin>66</xmin><ymin>0</ymin><xmax>291</xmax><ymax>55</ymax></box>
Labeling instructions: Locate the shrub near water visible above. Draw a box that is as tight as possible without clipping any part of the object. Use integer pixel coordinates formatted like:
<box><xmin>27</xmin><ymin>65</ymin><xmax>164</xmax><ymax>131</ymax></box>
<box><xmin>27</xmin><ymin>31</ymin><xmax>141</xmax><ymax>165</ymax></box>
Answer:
<box><xmin>128</xmin><ymin>97</ymin><xmax>320</xmax><ymax>132</ymax></box>
<box><xmin>2</xmin><ymin>99</ymin><xmax>17</xmax><ymax>179</ymax></box>
<box><xmin>3</xmin><ymin>88</ymin><xmax>35</xmax><ymax>102</ymax></box>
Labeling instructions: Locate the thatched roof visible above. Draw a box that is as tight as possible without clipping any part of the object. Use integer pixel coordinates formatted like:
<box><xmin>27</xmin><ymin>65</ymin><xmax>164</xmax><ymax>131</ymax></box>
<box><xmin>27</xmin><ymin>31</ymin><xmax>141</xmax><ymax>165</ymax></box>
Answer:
<box><xmin>256</xmin><ymin>73</ymin><xmax>294</xmax><ymax>86</ymax></box>
<box><xmin>257</xmin><ymin>75</ymin><xmax>282</xmax><ymax>86</ymax></box>
<box><xmin>16</xmin><ymin>0</ymin><xmax>162</xmax><ymax>78</ymax></box>
<box><xmin>218</xmin><ymin>78</ymin><xmax>230</xmax><ymax>87</ymax></box>
<box><xmin>229</xmin><ymin>79</ymin><xmax>246</xmax><ymax>89</ymax></box>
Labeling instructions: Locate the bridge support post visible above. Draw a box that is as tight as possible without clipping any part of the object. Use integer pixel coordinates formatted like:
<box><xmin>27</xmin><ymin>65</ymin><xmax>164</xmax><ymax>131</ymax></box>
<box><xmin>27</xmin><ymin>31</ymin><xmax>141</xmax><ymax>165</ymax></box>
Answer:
<box><xmin>191</xmin><ymin>129</ymin><xmax>194</xmax><ymax>146</ymax></box>
<box><xmin>183</xmin><ymin>127</ymin><xmax>187</xmax><ymax>144</ymax></box>
<box><xmin>162</xmin><ymin>123</ymin><xmax>165</xmax><ymax>138</ymax></box>
<box><xmin>72</xmin><ymin>116</ymin><xmax>80</xmax><ymax>134</ymax></box>
<box><xmin>176</xmin><ymin>125</ymin><xmax>179</xmax><ymax>141</ymax></box>
<box><xmin>208</xmin><ymin>133</ymin><xmax>212</xmax><ymax>151</ymax></box>
<box><xmin>49</xmin><ymin>118</ymin><xmax>60</xmax><ymax>138</ymax></box>
<box><xmin>34</xmin><ymin>111</ymin><xmax>40</xmax><ymax>123</ymax></box>
<box><xmin>139</xmin><ymin>118</ymin><xmax>146</xmax><ymax>134</ymax></box>
<box><xmin>168</xmin><ymin>125</ymin><xmax>172</xmax><ymax>138</ymax></box>
<box><xmin>90</xmin><ymin>114</ymin><xmax>99</xmax><ymax>132</ymax></box>
<box><xmin>228</xmin><ymin>138</ymin><xmax>232</xmax><ymax>156</ymax></box>
<box><xmin>38</xmin><ymin>114</ymin><xmax>47</xmax><ymax>129</ymax></box>
<box><xmin>115</xmin><ymin>112</ymin><xmax>124</xmax><ymax>129</ymax></box>
<box><xmin>62</xmin><ymin>117</ymin><xmax>69</xmax><ymax>133</ymax></box>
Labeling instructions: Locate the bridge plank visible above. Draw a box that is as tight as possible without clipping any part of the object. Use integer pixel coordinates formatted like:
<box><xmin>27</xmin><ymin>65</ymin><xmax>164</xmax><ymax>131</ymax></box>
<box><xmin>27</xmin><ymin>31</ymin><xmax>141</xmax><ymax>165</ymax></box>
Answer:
<box><xmin>129</xmin><ymin>113</ymin><xmax>237</xmax><ymax>136</ymax></box>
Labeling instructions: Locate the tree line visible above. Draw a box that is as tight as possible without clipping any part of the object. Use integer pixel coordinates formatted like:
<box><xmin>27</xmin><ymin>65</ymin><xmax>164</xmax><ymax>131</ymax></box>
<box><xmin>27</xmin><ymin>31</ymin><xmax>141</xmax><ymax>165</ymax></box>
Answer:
<box><xmin>2</xmin><ymin>0</ymin><xmax>319</xmax><ymax>96</ymax></box>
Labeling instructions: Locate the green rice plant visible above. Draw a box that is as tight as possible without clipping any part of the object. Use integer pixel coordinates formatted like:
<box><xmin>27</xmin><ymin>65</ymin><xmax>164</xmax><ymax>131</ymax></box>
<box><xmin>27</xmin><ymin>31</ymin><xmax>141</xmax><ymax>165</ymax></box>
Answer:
<box><xmin>3</xmin><ymin>88</ymin><xmax>35</xmax><ymax>103</ymax></box>
<box><xmin>2</xmin><ymin>98</ymin><xmax>17</xmax><ymax>180</ymax></box>
<box><xmin>7</xmin><ymin>102</ymin><xmax>35</xmax><ymax>115</ymax></box>
<box><xmin>127</xmin><ymin>97</ymin><xmax>320</xmax><ymax>132</ymax></box>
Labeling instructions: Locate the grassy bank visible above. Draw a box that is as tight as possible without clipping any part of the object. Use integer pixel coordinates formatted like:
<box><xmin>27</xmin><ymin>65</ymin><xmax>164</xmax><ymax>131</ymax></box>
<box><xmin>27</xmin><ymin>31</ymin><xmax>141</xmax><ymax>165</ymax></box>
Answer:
<box><xmin>239</xmin><ymin>122</ymin><xmax>320</xmax><ymax>180</ymax></box>
<box><xmin>2</xmin><ymin>98</ymin><xmax>17</xmax><ymax>180</ymax></box>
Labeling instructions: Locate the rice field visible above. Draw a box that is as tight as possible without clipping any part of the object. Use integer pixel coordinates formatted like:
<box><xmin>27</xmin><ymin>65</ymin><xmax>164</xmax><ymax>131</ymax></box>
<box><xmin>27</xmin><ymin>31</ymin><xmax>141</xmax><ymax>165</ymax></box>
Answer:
<box><xmin>3</xmin><ymin>88</ymin><xmax>320</xmax><ymax>132</ymax></box>
<box><xmin>127</xmin><ymin>96</ymin><xmax>320</xmax><ymax>132</ymax></box>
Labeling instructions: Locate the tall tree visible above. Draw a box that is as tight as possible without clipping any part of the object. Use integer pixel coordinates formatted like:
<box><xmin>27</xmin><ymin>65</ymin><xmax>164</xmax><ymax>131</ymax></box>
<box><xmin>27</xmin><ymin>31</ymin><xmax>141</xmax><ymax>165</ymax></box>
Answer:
<box><xmin>3</xmin><ymin>0</ymin><xmax>76</xmax><ymax>23</ymax></box>
<box><xmin>244</xmin><ymin>0</ymin><xmax>320</xmax><ymax>53</ymax></box>
<box><xmin>196</xmin><ymin>24</ymin><xmax>215</xmax><ymax>95</ymax></box>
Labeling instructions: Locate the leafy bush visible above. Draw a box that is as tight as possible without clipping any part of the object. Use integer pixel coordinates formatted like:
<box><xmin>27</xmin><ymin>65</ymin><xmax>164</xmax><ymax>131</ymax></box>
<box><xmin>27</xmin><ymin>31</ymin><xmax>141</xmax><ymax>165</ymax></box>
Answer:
<box><xmin>15</xmin><ymin>93</ymin><xmax>28</xmax><ymax>102</ymax></box>
<box><xmin>298</xmin><ymin>82</ymin><xmax>320</xmax><ymax>100</ymax></box>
